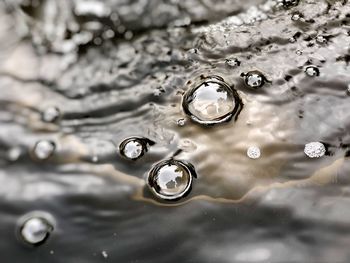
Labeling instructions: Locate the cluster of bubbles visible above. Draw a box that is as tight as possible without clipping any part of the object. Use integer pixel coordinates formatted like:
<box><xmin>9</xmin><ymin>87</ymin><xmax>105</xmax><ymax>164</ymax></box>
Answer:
<box><xmin>247</xmin><ymin>146</ymin><xmax>261</xmax><ymax>159</ymax></box>
<box><xmin>304</xmin><ymin>142</ymin><xmax>326</xmax><ymax>158</ymax></box>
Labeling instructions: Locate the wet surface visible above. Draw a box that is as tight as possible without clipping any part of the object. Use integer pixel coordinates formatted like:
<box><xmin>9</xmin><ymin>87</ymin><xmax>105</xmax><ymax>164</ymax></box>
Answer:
<box><xmin>0</xmin><ymin>0</ymin><xmax>350</xmax><ymax>262</ymax></box>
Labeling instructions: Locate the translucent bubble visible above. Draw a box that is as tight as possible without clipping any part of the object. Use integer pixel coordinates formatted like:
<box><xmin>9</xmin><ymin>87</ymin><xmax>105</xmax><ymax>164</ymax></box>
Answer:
<box><xmin>247</xmin><ymin>146</ymin><xmax>261</xmax><ymax>159</ymax></box>
<box><xmin>18</xmin><ymin>212</ymin><xmax>54</xmax><ymax>246</ymax></box>
<box><xmin>305</xmin><ymin>66</ymin><xmax>320</xmax><ymax>77</ymax></box>
<box><xmin>33</xmin><ymin>140</ymin><xmax>56</xmax><ymax>160</ymax></box>
<box><xmin>296</xmin><ymin>50</ymin><xmax>303</xmax><ymax>55</ymax></box>
<box><xmin>147</xmin><ymin>159</ymin><xmax>196</xmax><ymax>200</ymax></box>
<box><xmin>304</xmin><ymin>142</ymin><xmax>326</xmax><ymax>158</ymax></box>
<box><xmin>244</xmin><ymin>71</ymin><xmax>265</xmax><ymax>89</ymax></box>
<box><xmin>119</xmin><ymin>137</ymin><xmax>152</xmax><ymax>160</ymax></box>
<box><xmin>41</xmin><ymin>107</ymin><xmax>60</xmax><ymax>123</ymax></box>
<box><xmin>182</xmin><ymin>76</ymin><xmax>242</xmax><ymax>125</ymax></box>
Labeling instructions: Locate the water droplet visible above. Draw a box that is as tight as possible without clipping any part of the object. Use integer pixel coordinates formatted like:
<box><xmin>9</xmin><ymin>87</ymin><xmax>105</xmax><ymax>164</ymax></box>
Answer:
<box><xmin>305</xmin><ymin>66</ymin><xmax>320</xmax><ymax>77</ymax></box>
<box><xmin>225</xmin><ymin>58</ymin><xmax>241</xmax><ymax>67</ymax></box>
<box><xmin>41</xmin><ymin>107</ymin><xmax>60</xmax><ymax>123</ymax></box>
<box><xmin>182</xmin><ymin>76</ymin><xmax>242</xmax><ymax>125</ymax></box>
<box><xmin>244</xmin><ymin>71</ymin><xmax>266</xmax><ymax>89</ymax></box>
<box><xmin>304</xmin><ymin>142</ymin><xmax>326</xmax><ymax>158</ymax></box>
<box><xmin>247</xmin><ymin>146</ymin><xmax>261</xmax><ymax>159</ymax></box>
<box><xmin>18</xmin><ymin>213</ymin><xmax>54</xmax><ymax>246</ymax></box>
<box><xmin>119</xmin><ymin>137</ymin><xmax>151</xmax><ymax>160</ymax></box>
<box><xmin>147</xmin><ymin>159</ymin><xmax>196</xmax><ymax>200</ymax></box>
<box><xmin>33</xmin><ymin>140</ymin><xmax>56</xmax><ymax>160</ymax></box>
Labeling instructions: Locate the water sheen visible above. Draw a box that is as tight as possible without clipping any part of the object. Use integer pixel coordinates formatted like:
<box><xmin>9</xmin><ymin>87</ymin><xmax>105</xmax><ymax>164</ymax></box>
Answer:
<box><xmin>1</xmin><ymin>0</ymin><xmax>350</xmax><ymax>262</ymax></box>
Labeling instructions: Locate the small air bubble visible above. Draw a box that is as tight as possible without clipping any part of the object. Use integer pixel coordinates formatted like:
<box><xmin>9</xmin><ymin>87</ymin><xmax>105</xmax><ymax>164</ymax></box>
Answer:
<box><xmin>7</xmin><ymin>146</ymin><xmax>22</xmax><ymax>162</ymax></box>
<box><xmin>147</xmin><ymin>159</ymin><xmax>196</xmax><ymax>200</ymax></box>
<box><xmin>347</xmin><ymin>84</ymin><xmax>350</xmax><ymax>95</ymax></box>
<box><xmin>102</xmin><ymin>250</ymin><xmax>108</xmax><ymax>258</ymax></box>
<box><xmin>247</xmin><ymin>146</ymin><xmax>261</xmax><ymax>159</ymax></box>
<box><xmin>33</xmin><ymin>140</ymin><xmax>56</xmax><ymax>160</ymax></box>
<box><xmin>304</xmin><ymin>142</ymin><xmax>326</xmax><ymax>158</ymax></box>
<box><xmin>41</xmin><ymin>107</ymin><xmax>60</xmax><ymax>123</ymax></box>
<box><xmin>305</xmin><ymin>66</ymin><xmax>320</xmax><ymax>77</ymax></box>
<box><xmin>316</xmin><ymin>35</ymin><xmax>327</xmax><ymax>44</ymax></box>
<box><xmin>296</xmin><ymin>50</ymin><xmax>303</xmax><ymax>55</ymax></box>
<box><xmin>225</xmin><ymin>58</ymin><xmax>241</xmax><ymax>67</ymax></box>
<box><xmin>177</xmin><ymin>118</ymin><xmax>186</xmax><ymax>126</ymax></box>
<box><xmin>92</xmin><ymin>156</ymin><xmax>99</xmax><ymax>163</ymax></box>
<box><xmin>291</xmin><ymin>12</ymin><xmax>302</xmax><ymax>21</ymax></box>
<box><xmin>289</xmin><ymin>37</ymin><xmax>296</xmax><ymax>43</ymax></box>
<box><xmin>124</xmin><ymin>31</ymin><xmax>133</xmax><ymax>40</ymax></box>
<box><xmin>17</xmin><ymin>212</ymin><xmax>54</xmax><ymax>246</ymax></box>
<box><xmin>244</xmin><ymin>71</ymin><xmax>266</xmax><ymax>89</ymax></box>
<box><xmin>119</xmin><ymin>137</ymin><xmax>151</xmax><ymax>160</ymax></box>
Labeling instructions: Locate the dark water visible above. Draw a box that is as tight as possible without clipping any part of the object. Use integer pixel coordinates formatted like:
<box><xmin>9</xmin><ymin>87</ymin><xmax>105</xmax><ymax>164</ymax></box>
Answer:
<box><xmin>1</xmin><ymin>0</ymin><xmax>350</xmax><ymax>262</ymax></box>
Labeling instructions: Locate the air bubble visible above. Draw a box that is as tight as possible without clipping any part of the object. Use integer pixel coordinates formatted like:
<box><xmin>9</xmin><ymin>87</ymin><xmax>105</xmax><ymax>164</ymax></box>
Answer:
<box><xmin>291</xmin><ymin>12</ymin><xmax>302</xmax><ymax>21</ymax></box>
<box><xmin>225</xmin><ymin>58</ymin><xmax>241</xmax><ymax>67</ymax></box>
<box><xmin>247</xmin><ymin>146</ymin><xmax>261</xmax><ymax>159</ymax></box>
<box><xmin>177</xmin><ymin>118</ymin><xmax>186</xmax><ymax>126</ymax></box>
<box><xmin>244</xmin><ymin>71</ymin><xmax>266</xmax><ymax>89</ymax></box>
<box><xmin>119</xmin><ymin>137</ymin><xmax>152</xmax><ymax>160</ymax></box>
<box><xmin>296</xmin><ymin>50</ymin><xmax>303</xmax><ymax>55</ymax></box>
<box><xmin>347</xmin><ymin>84</ymin><xmax>350</xmax><ymax>95</ymax></box>
<box><xmin>17</xmin><ymin>212</ymin><xmax>54</xmax><ymax>246</ymax></box>
<box><xmin>147</xmin><ymin>159</ymin><xmax>196</xmax><ymax>200</ymax></box>
<box><xmin>304</xmin><ymin>142</ymin><xmax>326</xmax><ymax>158</ymax></box>
<box><xmin>305</xmin><ymin>66</ymin><xmax>320</xmax><ymax>77</ymax></box>
<box><xmin>33</xmin><ymin>140</ymin><xmax>56</xmax><ymax>160</ymax></box>
<box><xmin>316</xmin><ymin>35</ymin><xmax>327</xmax><ymax>44</ymax></box>
<box><xmin>182</xmin><ymin>76</ymin><xmax>242</xmax><ymax>125</ymax></box>
<box><xmin>41</xmin><ymin>106</ymin><xmax>60</xmax><ymax>123</ymax></box>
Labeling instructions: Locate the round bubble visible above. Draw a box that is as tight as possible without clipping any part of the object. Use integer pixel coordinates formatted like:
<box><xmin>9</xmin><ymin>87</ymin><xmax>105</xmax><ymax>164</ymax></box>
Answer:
<box><xmin>147</xmin><ymin>159</ymin><xmax>196</xmax><ymax>200</ymax></box>
<box><xmin>182</xmin><ymin>76</ymin><xmax>241</xmax><ymax>125</ymax></box>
